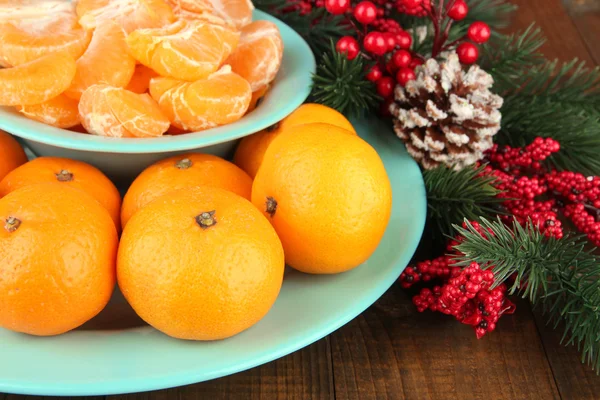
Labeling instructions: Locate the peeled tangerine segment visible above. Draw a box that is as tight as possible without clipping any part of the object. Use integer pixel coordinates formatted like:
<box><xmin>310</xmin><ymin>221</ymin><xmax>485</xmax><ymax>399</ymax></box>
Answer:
<box><xmin>16</xmin><ymin>95</ymin><xmax>80</xmax><ymax>129</ymax></box>
<box><xmin>226</xmin><ymin>21</ymin><xmax>284</xmax><ymax>92</ymax></box>
<box><xmin>150</xmin><ymin>67</ymin><xmax>251</xmax><ymax>131</ymax></box>
<box><xmin>0</xmin><ymin>51</ymin><xmax>76</xmax><ymax>106</ymax></box>
<box><xmin>166</xmin><ymin>0</ymin><xmax>253</xmax><ymax>29</ymax></box>
<box><xmin>0</xmin><ymin>1</ymin><xmax>91</xmax><ymax>67</ymax></box>
<box><xmin>76</xmin><ymin>0</ymin><xmax>175</xmax><ymax>33</ymax></box>
<box><xmin>79</xmin><ymin>84</ymin><xmax>170</xmax><ymax>138</ymax></box>
<box><xmin>125</xmin><ymin>65</ymin><xmax>159</xmax><ymax>94</ymax></box>
<box><xmin>65</xmin><ymin>21</ymin><xmax>136</xmax><ymax>101</ymax></box>
<box><xmin>127</xmin><ymin>20</ymin><xmax>239</xmax><ymax>82</ymax></box>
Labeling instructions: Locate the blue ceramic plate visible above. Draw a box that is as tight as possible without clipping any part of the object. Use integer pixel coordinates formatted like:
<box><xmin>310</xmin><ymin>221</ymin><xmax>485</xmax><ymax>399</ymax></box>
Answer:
<box><xmin>0</xmin><ymin>117</ymin><xmax>426</xmax><ymax>396</ymax></box>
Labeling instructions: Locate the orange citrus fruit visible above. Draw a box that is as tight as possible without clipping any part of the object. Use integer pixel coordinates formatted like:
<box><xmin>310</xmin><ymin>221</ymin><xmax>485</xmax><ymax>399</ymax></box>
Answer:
<box><xmin>125</xmin><ymin>65</ymin><xmax>158</xmax><ymax>94</ymax></box>
<box><xmin>121</xmin><ymin>153</ymin><xmax>252</xmax><ymax>227</ymax></box>
<box><xmin>0</xmin><ymin>130</ymin><xmax>27</xmax><ymax>182</ymax></box>
<box><xmin>16</xmin><ymin>94</ymin><xmax>80</xmax><ymax>129</ymax></box>
<box><xmin>149</xmin><ymin>67</ymin><xmax>251</xmax><ymax>131</ymax></box>
<box><xmin>166</xmin><ymin>0</ymin><xmax>253</xmax><ymax>29</ymax></box>
<box><xmin>65</xmin><ymin>21</ymin><xmax>137</xmax><ymax>101</ymax></box>
<box><xmin>225</xmin><ymin>21</ymin><xmax>283</xmax><ymax>92</ymax></box>
<box><xmin>118</xmin><ymin>186</ymin><xmax>284</xmax><ymax>340</ymax></box>
<box><xmin>0</xmin><ymin>157</ymin><xmax>122</xmax><ymax>231</ymax></box>
<box><xmin>0</xmin><ymin>51</ymin><xmax>76</xmax><ymax>106</ymax></box>
<box><xmin>76</xmin><ymin>0</ymin><xmax>175</xmax><ymax>33</ymax></box>
<box><xmin>126</xmin><ymin>19</ymin><xmax>239</xmax><ymax>82</ymax></box>
<box><xmin>0</xmin><ymin>0</ymin><xmax>91</xmax><ymax>67</ymax></box>
<box><xmin>234</xmin><ymin>103</ymin><xmax>357</xmax><ymax>178</ymax></box>
<box><xmin>0</xmin><ymin>183</ymin><xmax>118</xmax><ymax>336</ymax></box>
<box><xmin>252</xmin><ymin>123</ymin><xmax>392</xmax><ymax>274</ymax></box>
<box><xmin>79</xmin><ymin>84</ymin><xmax>170</xmax><ymax>138</ymax></box>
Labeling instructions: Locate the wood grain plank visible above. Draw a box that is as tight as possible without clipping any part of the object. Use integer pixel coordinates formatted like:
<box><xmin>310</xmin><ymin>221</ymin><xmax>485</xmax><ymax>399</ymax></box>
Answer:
<box><xmin>3</xmin><ymin>396</ymin><xmax>104</xmax><ymax>400</ymax></box>
<box><xmin>509</xmin><ymin>0</ymin><xmax>595</xmax><ymax>64</ymax></box>
<box><xmin>330</xmin><ymin>284</ymin><xmax>560</xmax><ymax>400</ymax></box>
<box><xmin>562</xmin><ymin>0</ymin><xmax>600</xmax><ymax>64</ymax></box>
<box><xmin>108</xmin><ymin>339</ymin><xmax>333</xmax><ymax>400</ymax></box>
<box><xmin>533</xmin><ymin>312</ymin><xmax>600</xmax><ymax>400</ymax></box>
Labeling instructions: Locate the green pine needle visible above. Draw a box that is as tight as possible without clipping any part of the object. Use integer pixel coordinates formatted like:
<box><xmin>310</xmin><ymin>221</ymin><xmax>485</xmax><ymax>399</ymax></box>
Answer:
<box><xmin>496</xmin><ymin>59</ymin><xmax>600</xmax><ymax>176</ymax></box>
<box><xmin>424</xmin><ymin>165</ymin><xmax>505</xmax><ymax>250</ymax></box>
<box><xmin>310</xmin><ymin>42</ymin><xmax>380</xmax><ymax>117</ymax></box>
<box><xmin>453</xmin><ymin>218</ymin><xmax>600</xmax><ymax>372</ymax></box>
<box><xmin>479</xmin><ymin>25</ymin><xmax>547</xmax><ymax>93</ymax></box>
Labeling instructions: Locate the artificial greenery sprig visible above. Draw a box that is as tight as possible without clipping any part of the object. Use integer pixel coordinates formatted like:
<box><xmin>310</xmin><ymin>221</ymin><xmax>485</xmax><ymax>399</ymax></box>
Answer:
<box><xmin>310</xmin><ymin>42</ymin><xmax>380</xmax><ymax>117</ymax></box>
<box><xmin>453</xmin><ymin>218</ymin><xmax>600</xmax><ymax>372</ymax></box>
<box><xmin>423</xmin><ymin>165</ymin><xmax>505</xmax><ymax>251</ymax></box>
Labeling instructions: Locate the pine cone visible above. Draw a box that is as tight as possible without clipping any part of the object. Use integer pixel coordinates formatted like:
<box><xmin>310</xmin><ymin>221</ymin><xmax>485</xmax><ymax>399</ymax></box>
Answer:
<box><xmin>390</xmin><ymin>53</ymin><xmax>503</xmax><ymax>170</ymax></box>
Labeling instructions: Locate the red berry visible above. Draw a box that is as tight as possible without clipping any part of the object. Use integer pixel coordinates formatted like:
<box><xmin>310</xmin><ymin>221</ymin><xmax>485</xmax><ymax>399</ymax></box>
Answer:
<box><xmin>468</xmin><ymin>21</ymin><xmax>491</xmax><ymax>44</ymax></box>
<box><xmin>395</xmin><ymin>30</ymin><xmax>412</xmax><ymax>49</ymax></box>
<box><xmin>376</xmin><ymin>76</ymin><xmax>395</xmax><ymax>98</ymax></box>
<box><xmin>409</xmin><ymin>57</ymin><xmax>424</xmax><ymax>69</ymax></box>
<box><xmin>325</xmin><ymin>0</ymin><xmax>350</xmax><ymax>15</ymax></box>
<box><xmin>353</xmin><ymin>1</ymin><xmax>377</xmax><ymax>24</ymax></box>
<box><xmin>447</xmin><ymin>0</ymin><xmax>468</xmax><ymax>20</ymax></box>
<box><xmin>380</xmin><ymin>97</ymin><xmax>394</xmax><ymax>116</ymax></box>
<box><xmin>363</xmin><ymin>32</ymin><xmax>387</xmax><ymax>56</ymax></box>
<box><xmin>336</xmin><ymin>36</ymin><xmax>360</xmax><ymax>60</ymax></box>
<box><xmin>457</xmin><ymin>42</ymin><xmax>479</xmax><ymax>64</ymax></box>
<box><xmin>396</xmin><ymin>67</ymin><xmax>415</xmax><ymax>86</ymax></box>
<box><xmin>365</xmin><ymin>64</ymin><xmax>383</xmax><ymax>81</ymax></box>
<box><xmin>392</xmin><ymin>49</ymin><xmax>412</xmax><ymax>68</ymax></box>
<box><xmin>384</xmin><ymin>33</ymin><xmax>397</xmax><ymax>52</ymax></box>
<box><xmin>386</xmin><ymin>58</ymin><xmax>397</xmax><ymax>74</ymax></box>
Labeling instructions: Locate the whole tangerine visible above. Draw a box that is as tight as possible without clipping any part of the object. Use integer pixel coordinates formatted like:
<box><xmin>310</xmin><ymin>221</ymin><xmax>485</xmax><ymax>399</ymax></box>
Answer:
<box><xmin>0</xmin><ymin>157</ymin><xmax>122</xmax><ymax>231</ymax></box>
<box><xmin>252</xmin><ymin>123</ymin><xmax>392</xmax><ymax>274</ymax></box>
<box><xmin>121</xmin><ymin>153</ymin><xmax>252</xmax><ymax>228</ymax></box>
<box><xmin>0</xmin><ymin>131</ymin><xmax>27</xmax><ymax>182</ymax></box>
<box><xmin>234</xmin><ymin>103</ymin><xmax>357</xmax><ymax>179</ymax></box>
<box><xmin>0</xmin><ymin>183</ymin><xmax>118</xmax><ymax>336</ymax></box>
<box><xmin>118</xmin><ymin>186</ymin><xmax>285</xmax><ymax>340</ymax></box>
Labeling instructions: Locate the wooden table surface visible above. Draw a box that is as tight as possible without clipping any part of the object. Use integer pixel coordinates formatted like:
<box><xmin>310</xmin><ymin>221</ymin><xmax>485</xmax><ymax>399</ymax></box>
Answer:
<box><xmin>3</xmin><ymin>0</ymin><xmax>600</xmax><ymax>399</ymax></box>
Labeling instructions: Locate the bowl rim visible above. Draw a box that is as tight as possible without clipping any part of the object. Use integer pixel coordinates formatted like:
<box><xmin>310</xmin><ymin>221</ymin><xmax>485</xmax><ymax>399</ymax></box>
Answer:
<box><xmin>0</xmin><ymin>10</ymin><xmax>316</xmax><ymax>154</ymax></box>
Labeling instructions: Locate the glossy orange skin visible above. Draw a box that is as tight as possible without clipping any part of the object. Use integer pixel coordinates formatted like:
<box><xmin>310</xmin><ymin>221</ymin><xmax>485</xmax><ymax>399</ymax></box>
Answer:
<box><xmin>234</xmin><ymin>103</ymin><xmax>357</xmax><ymax>179</ymax></box>
<box><xmin>252</xmin><ymin>123</ymin><xmax>392</xmax><ymax>274</ymax></box>
<box><xmin>0</xmin><ymin>131</ymin><xmax>27</xmax><ymax>182</ymax></box>
<box><xmin>0</xmin><ymin>157</ymin><xmax>122</xmax><ymax>231</ymax></box>
<box><xmin>121</xmin><ymin>153</ymin><xmax>252</xmax><ymax>228</ymax></box>
<box><xmin>0</xmin><ymin>183</ymin><xmax>118</xmax><ymax>336</ymax></box>
<box><xmin>118</xmin><ymin>186</ymin><xmax>285</xmax><ymax>340</ymax></box>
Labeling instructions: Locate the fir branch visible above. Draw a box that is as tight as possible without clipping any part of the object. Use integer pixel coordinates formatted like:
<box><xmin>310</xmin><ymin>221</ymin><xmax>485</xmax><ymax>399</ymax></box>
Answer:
<box><xmin>497</xmin><ymin>59</ymin><xmax>600</xmax><ymax>176</ymax></box>
<box><xmin>464</xmin><ymin>0</ymin><xmax>517</xmax><ymax>30</ymax></box>
<box><xmin>479</xmin><ymin>25</ymin><xmax>547</xmax><ymax>93</ymax></box>
<box><xmin>310</xmin><ymin>42</ymin><xmax>380</xmax><ymax>117</ymax></box>
<box><xmin>453</xmin><ymin>218</ymin><xmax>600</xmax><ymax>371</ymax></box>
<box><xmin>424</xmin><ymin>165</ymin><xmax>505</xmax><ymax>249</ymax></box>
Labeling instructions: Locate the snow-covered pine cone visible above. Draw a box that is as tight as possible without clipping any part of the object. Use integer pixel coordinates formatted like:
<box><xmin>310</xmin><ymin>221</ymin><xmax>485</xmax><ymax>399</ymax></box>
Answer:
<box><xmin>390</xmin><ymin>53</ymin><xmax>503</xmax><ymax>170</ymax></box>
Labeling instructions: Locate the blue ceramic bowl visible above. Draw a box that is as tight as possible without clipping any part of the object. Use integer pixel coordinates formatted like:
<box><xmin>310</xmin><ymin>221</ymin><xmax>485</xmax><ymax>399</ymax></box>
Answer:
<box><xmin>0</xmin><ymin>10</ymin><xmax>315</xmax><ymax>184</ymax></box>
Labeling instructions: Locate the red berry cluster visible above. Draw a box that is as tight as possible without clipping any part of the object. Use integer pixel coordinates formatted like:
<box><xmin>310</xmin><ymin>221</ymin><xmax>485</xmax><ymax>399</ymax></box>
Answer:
<box><xmin>546</xmin><ymin>171</ymin><xmax>600</xmax><ymax>245</ymax></box>
<box><xmin>395</xmin><ymin>0</ymin><xmax>430</xmax><ymax>16</ymax></box>
<box><xmin>402</xmin><ymin>254</ymin><xmax>515</xmax><ymax>339</ymax></box>
<box><xmin>483</xmin><ymin>138</ymin><xmax>564</xmax><ymax>239</ymax></box>
<box><xmin>310</xmin><ymin>0</ymin><xmax>492</xmax><ymax>110</ymax></box>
